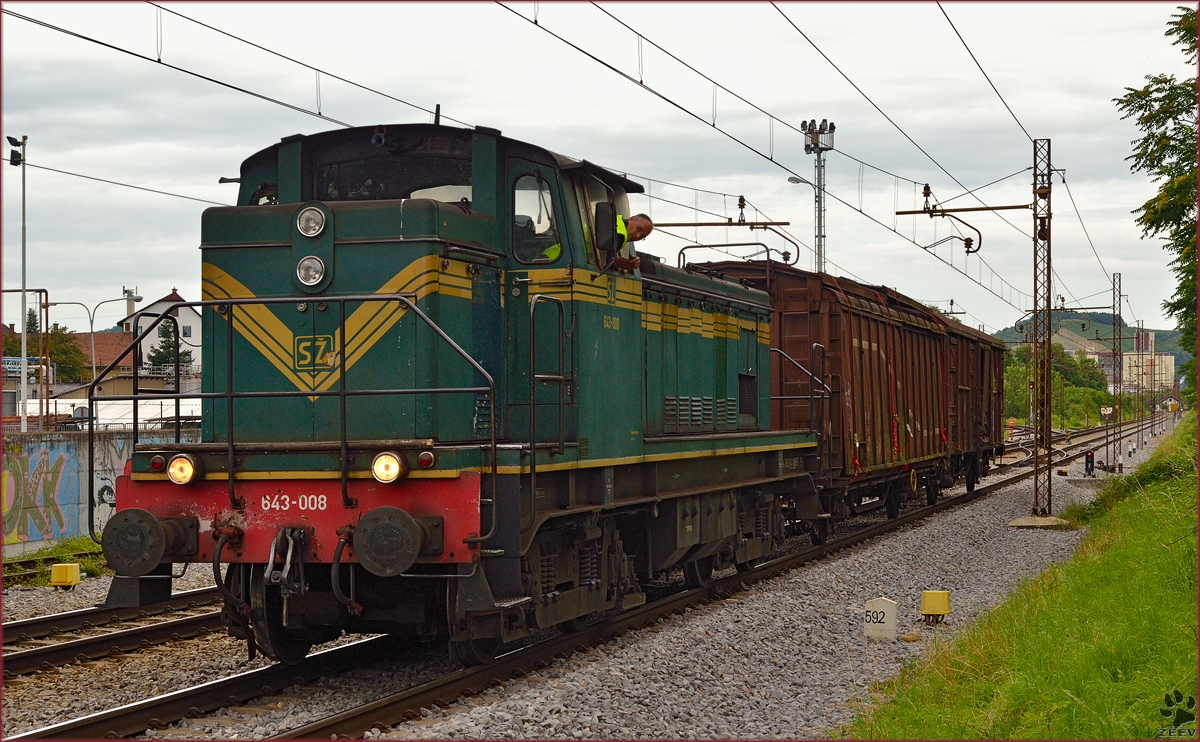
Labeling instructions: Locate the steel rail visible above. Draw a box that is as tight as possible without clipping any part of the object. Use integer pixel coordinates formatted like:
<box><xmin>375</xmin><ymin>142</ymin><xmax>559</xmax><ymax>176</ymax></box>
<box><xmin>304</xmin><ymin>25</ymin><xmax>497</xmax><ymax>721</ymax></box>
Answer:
<box><xmin>12</xmin><ymin>415</ymin><xmax>1159</xmax><ymax>739</ymax></box>
<box><xmin>3</xmin><ymin>611</ymin><xmax>223</xmax><ymax>676</ymax></box>
<box><xmin>4</xmin><ymin>635</ymin><xmax>408</xmax><ymax>739</ymax></box>
<box><xmin>2</xmin><ymin>587</ymin><xmax>219</xmax><ymax>641</ymax></box>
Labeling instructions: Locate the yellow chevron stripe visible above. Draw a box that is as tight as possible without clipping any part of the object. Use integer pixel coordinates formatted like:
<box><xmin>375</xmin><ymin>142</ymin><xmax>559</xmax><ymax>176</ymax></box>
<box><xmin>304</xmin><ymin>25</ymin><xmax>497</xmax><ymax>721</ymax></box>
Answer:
<box><xmin>202</xmin><ymin>256</ymin><xmax>471</xmax><ymax>396</ymax></box>
<box><xmin>202</xmin><ymin>266</ymin><xmax>315</xmax><ymax>392</ymax></box>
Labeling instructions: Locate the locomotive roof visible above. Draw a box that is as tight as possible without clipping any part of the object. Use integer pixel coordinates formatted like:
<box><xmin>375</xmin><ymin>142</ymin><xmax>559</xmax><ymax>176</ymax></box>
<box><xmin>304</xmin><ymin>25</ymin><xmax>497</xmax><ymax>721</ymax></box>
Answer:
<box><xmin>237</xmin><ymin>123</ymin><xmax>644</xmax><ymax>196</ymax></box>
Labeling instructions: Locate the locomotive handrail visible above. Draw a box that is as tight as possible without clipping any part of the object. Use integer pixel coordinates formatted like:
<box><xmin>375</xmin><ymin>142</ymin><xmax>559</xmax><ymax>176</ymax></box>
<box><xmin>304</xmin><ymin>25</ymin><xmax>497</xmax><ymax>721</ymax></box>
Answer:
<box><xmin>88</xmin><ymin>294</ymin><xmax>499</xmax><ymax>547</ymax></box>
<box><xmin>677</xmin><ymin>242</ymin><xmax>770</xmax><ymax>268</ymax></box>
<box><xmin>524</xmin><ymin>294</ymin><xmax>568</xmax><ymax>533</ymax></box>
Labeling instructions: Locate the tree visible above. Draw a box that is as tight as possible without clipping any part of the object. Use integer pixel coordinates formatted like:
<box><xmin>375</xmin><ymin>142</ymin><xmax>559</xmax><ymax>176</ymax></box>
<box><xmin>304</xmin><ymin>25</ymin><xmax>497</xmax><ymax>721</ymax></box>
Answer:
<box><xmin>25</xmin><ymin>308</ymin><xmax>39</xmax><ymax>335</ymax></box>
<box><xmin>1115</xmin><ymin>6</ymin><xmax>1197</xmax><ymax>403</ymax></box>
<box><xmin>146</xmin><ymin>322</ymin><xmax>194</xmax><ymax>367</ymax></box>
<box><xmin>2</xmin><ymin>323</ymin><xmax>90</xmax><ymax>383</ymax></box>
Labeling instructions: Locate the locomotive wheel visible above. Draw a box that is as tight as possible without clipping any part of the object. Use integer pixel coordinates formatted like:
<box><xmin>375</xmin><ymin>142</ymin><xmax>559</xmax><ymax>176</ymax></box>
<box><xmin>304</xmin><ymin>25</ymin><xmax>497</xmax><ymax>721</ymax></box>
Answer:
<box><xmin>248</xmin><ymin>564</ymin><xmax>316</xmax><ymax>666</ymax></box>
<box><xmin>925</xmin><ymin>482</ymin><xmax>939</xmax><ymax>506</ymax></box>
<box><xmin>557</xmin><ymin>614</ymin><xmax>593</xmax><ymax>633</ymax></box>
<box><xmin>683</xmin><ymin>555</ymin><xmax>715</xmax><ymax>588</ymax></box>
<box><xmin>885</xmin><ymin>492</ymin><xmax>900</xmax><ymax>520</ymax></box>
<box><xmin>735</xmin><ymin>558</ymin><xmax>760</xmax><ymax>573</ymax></box>
<box><xmin>454</xmin><ymin>636</ymin><xmax>501</xmax><ymax>665</ymax></box>
<box><xmin>809</xmin><ymin>518</ymin><xmax>830</xmax><ymax>546</ymax></box>
<box><xmin>446</xmin><ymin>583</ymin><xmax>501</xmax><ymax>666</ymax></box>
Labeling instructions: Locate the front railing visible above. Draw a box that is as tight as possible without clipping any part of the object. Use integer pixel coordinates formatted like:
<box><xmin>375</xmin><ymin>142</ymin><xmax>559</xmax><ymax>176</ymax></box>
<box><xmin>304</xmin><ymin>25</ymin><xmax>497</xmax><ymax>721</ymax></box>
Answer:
<box><xmin>87</xmin><ymin>295</ymin><xmax>498</xmax><ymax>544</ymax></box>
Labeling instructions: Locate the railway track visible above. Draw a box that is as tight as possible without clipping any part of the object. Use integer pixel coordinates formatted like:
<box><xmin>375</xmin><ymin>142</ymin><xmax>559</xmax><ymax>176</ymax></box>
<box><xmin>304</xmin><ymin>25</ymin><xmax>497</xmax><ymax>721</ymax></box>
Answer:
<box><xmin>10</xmin><ymin>414</ymin><xmax>1162</xmax><ymax>740</ymax></box>
<box><xmin>3</xmin><ymin>550</ymin><xmax>107</xmax><ymax>583</ymax></box>
<box><xmin>2</xmin><ymin>588</ymin><xmax>222</xmax><ymax>677</ymax></box>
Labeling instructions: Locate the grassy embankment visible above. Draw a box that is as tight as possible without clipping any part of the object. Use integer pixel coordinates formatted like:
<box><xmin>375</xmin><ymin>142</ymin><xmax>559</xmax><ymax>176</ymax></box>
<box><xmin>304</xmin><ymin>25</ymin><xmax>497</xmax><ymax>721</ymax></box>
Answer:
<box><xmin>2</xmin><ymin>535</ymin><xmax>110</xmax><ymax>587</ymax></box>
<box><xmin>842</xmin><ymin>414</ymin><xmax>1198</xmax><ymax>739</ymax></box>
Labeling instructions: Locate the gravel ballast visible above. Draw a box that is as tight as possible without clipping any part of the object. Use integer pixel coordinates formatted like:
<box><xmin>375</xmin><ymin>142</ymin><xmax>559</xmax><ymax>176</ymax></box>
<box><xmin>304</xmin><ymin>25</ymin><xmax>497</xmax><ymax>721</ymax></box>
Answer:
<box><xmin>2</xmin><ymin>563</ymin><xmax>217</xmax><ymax>623</ymax></box>
<box><xmin>375</xmin><ymin>435</ymin><xmax>1167</xmax><ymax>739</ymax></box>
<box><xmin>0</xmin><ymin>425</ymin><xmax>1170</xmax><ymax>739</ymax></box>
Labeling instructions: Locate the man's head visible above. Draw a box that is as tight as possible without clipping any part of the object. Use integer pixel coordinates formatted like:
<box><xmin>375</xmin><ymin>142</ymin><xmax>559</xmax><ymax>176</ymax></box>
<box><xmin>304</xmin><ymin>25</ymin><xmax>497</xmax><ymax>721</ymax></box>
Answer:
<box><xmin>626</xmin><ymin>214</ymin><xmax>654</xmax><ymax>242</ymax></box>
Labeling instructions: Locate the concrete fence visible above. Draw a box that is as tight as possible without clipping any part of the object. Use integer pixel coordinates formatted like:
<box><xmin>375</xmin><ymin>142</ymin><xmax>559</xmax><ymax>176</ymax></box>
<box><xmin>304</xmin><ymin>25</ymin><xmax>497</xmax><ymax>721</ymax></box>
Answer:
<box><xmin>2</xmin><ymin>430</ymin><xmax>199</xmax><ymax>558</ymax></box>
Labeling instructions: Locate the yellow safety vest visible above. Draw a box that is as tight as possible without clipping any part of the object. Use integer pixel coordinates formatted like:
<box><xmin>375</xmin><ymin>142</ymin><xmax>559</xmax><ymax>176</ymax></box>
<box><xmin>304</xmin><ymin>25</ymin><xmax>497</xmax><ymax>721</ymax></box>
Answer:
<box><xmin>615</xmin><ymin>213</ymin><xmax>629</xmax><ymax>252</ymax></box>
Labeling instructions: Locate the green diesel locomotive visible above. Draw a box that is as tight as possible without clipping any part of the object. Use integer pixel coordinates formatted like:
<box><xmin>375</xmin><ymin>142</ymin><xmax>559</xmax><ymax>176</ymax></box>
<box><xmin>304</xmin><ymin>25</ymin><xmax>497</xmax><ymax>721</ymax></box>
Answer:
<box><xmin>99</xmin><ymin>123</ymin><xmax>822</xmax><ymax>664</ymax></box>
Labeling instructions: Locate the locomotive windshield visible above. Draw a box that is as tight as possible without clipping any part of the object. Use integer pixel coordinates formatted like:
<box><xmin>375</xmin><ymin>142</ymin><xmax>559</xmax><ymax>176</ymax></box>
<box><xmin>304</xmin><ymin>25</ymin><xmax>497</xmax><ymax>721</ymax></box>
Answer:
<box><xmin>313</xmin><ymin>128</ymin><xmax>473</xmax><ymax>203</ymax></box>
<box><xmin>317</xmin><ymin>155</ymin><xmax>472</xmax><ymax>202</ymax></box>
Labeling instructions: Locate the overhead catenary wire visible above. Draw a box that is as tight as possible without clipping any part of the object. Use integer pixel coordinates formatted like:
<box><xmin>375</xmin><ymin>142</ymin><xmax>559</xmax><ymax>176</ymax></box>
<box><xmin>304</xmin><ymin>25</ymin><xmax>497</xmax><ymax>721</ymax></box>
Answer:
<box><xmin>10</xmin><ymin>2</ymin><xmax>802</xmax><ymax>270</ymax></box>
<box><xmin>27</xmin><ymin>163</ymin><xmax>229</xmax><ymax>206</ymax></box>
<box><xmin>934</xmin><ymin>4</ymin><xmax>1117</xmax><ymax>304</ymax></box>
<box><xmin>147</xmin><ymin>2</ymin><xmax>472</xmax><ymax>127</ymax></box>
<box><xmin>936</xmin><ymin>2</ymin><xmax>1033</xmax><ymax>143</ymax></box>
<box><xmin>773</xmin><ymin>2</ymin><xmax>1035</xmax><ymax>248</ymax></box>
<box><xmin>499</xmin><ymin>2</ymin><xmax>1030</xmax><ymax>311</ymax></box>
<box><xmin>1</xmin><ymin>8</ymin><xmax>353</xmax><ymax>127</ymax></box>
<box><xmin>587</xmin><ymin>4</ymin><xmax>1034</xmax><ymax>308</ymax></box>
<box><xmin>939</xmin><ymin>166</ymin><xmax>1032</xmax><ymax>205</ymax></box>
<box><xmin>769</xmin><ymin>2</ymin><xmax>1099</xmax><ymax>311</ymax></box>
<box><xmin>590</xmin><ymin>1</ymin><xmax>922</xmax><ymax>188</ymax></box>
<box><xmin>630</xmin><ymin>175</ymin><xmax>875</xmax><ymax>284</ymax></box>
<box><xmin>1058</xmin><ymin>173</ymin><xmax>1112</xmax><ymax>280</ymax></box>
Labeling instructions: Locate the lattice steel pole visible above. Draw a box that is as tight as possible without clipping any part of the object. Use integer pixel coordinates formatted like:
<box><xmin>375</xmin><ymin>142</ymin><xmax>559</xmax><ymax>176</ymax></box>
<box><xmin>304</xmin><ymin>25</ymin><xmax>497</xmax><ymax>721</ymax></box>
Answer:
<box><xmin>1112</xmin><ymin>272</ymin><xmax>1122</xmax><ymax>469</ymax></box>
<box><xmin>1031</xmin><ymin>139</ymin><xmax>1053</xmax><ymax>515</ymax></box>
<box><xmin>1111</xmin><ymin>273</ymin><xmax>1121</xmax><ymax>470</ymax></box>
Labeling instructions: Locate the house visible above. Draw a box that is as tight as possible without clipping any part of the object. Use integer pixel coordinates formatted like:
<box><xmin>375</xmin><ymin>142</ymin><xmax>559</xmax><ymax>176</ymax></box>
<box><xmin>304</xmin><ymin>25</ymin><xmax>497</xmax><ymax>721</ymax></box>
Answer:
<box><xmin>73</xmin><ymin>330</ymin><xmax>138</xmax><ymax>375</ymax></box>
<box><xmin>118</xmin><ymin>288</ymin><xmax>203</xmax><ymax>371</ymax></box>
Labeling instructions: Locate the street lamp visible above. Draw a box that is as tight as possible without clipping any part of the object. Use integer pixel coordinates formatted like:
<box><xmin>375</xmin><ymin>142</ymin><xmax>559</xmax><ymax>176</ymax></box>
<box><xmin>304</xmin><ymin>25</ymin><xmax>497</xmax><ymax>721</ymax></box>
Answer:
<box><xmin>8</xmin><ymin>134</ymin><xmax>27</xmax><ymax>430</ymax></box>
<box><xmin>50</xmin><ymin>289</ymin><xmax>143</xmax><ymax>382</ymax></box>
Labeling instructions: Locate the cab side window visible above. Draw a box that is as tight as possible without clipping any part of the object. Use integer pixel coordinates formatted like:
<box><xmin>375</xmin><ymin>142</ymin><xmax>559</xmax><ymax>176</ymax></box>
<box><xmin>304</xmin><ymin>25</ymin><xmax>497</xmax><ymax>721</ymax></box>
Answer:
<box><xmin>513</xmin><ymin>174</ymin><xmax>562</xmax><ymax>264</ymax></box>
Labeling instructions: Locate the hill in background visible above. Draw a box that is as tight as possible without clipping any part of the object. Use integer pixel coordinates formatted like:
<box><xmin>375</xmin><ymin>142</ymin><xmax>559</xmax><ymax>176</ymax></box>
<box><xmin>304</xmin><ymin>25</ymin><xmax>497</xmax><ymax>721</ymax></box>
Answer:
<box><xmin>993</xmin><ymin>312</ymin><xmax>1191</xmax><ymax>370</ymax></box>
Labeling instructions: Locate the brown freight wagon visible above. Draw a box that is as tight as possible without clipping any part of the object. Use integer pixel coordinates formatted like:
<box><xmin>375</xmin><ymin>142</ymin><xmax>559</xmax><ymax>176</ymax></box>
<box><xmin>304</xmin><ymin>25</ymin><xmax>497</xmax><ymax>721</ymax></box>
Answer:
<box><xmin>703</xmin><ymin>261</ymin><xmax>1004</xmax><ymax>540</ymax></box>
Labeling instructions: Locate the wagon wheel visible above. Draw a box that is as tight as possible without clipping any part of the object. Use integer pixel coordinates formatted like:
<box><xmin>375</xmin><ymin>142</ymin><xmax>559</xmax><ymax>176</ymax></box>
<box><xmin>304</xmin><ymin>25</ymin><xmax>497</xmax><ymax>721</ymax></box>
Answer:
<box><xmin>925</xmin><ymin>481</ymin><xmax>939</xmax><ymax>506</ymax></box>
<box><xmin>965</xmin><ymin>462</ymin><xmax>978</xmax><ymax>493</ymax></box>
<box><xmin>248</xmin><ymin>563</ymin><xmax>317</xmax><ymax>666</ymax></box>
<box><xmin>885</xmin><ymin>491</ymin><xmax>900</xmax><ymax>520</ymax></box>
<box><xmin>683</xmin><ymin>555</ymin><xmax>715</xmax><ymax>588</ymax></box>
<box><xmin>809</xmin><ymin>518</ymin><xmax>830</xmax><ymax>547</ymax></box>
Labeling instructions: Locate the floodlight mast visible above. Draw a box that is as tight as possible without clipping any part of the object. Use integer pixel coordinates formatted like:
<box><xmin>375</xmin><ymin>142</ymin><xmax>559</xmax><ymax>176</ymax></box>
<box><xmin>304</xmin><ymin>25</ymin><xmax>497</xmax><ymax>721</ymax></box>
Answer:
<box><xmin>799</xmin><ymin>118</ymin><xmax>834</xmax><ymax>273</ymax></box>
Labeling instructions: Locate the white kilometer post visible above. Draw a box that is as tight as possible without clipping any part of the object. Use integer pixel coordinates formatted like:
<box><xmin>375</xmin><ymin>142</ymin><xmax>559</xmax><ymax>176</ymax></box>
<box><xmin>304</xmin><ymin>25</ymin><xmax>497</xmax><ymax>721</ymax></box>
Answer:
<box><xmin>864</xmin><ymin>596</ymin><xmax>898</xmax><ymax>641</ymax></box>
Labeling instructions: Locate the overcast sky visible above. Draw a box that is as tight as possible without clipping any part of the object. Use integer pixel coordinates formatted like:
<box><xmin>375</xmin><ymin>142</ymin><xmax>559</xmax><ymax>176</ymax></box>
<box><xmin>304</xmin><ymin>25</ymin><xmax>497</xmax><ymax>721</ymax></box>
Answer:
<box><xmin>2</xmin><ymin>2</ymin><xmax>1191</xmax><ymax>340</ymax></box>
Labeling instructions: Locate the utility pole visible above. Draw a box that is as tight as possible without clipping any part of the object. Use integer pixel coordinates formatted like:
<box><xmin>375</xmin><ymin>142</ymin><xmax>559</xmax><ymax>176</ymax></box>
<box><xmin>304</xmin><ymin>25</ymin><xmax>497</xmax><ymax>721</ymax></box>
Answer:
<box><xmin>1137</xmin><ymin>319</ymin><xmax>1145</xmax><ymax>442</ymax></box>
<box><xmin>6</xmin><ymin>135</ymin><xmax>29</xmax><ymax>432</ymax></box>
<box><xmin>802</xmin><ymin>118</ymin><xmax>834</xmax><ymax>273</ymax></box>
<box><xmin>1031</xmin><ymin>139</ymin><xmax>1053</xmax><ymax>516</ymax></box>
<box><xmin>1112</xmin><ymin>273</ymin><xmax>1122</xmax><ymax>470</ymax></box>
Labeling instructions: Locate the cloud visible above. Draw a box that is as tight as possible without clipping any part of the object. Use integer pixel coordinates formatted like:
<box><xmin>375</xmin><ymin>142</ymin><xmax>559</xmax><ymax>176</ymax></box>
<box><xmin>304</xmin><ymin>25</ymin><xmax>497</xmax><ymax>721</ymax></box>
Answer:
<box><xmin>2</xmin><ymin>1</ymin><xmax>1187</xmax><ymax>333</ymax></box>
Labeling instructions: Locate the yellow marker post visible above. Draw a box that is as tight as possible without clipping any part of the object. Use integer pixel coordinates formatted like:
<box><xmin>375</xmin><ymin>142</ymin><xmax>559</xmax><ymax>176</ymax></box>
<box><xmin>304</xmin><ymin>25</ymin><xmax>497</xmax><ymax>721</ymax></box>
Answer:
<box><xmin>49</xmin><ymin>563</ymin><xmax>82</xmax><ymax>590</ymax></box>
<box><xmin>919</xmin><ymin>590</ymin><xmax>950</xmax><ymax>626</ymax></box>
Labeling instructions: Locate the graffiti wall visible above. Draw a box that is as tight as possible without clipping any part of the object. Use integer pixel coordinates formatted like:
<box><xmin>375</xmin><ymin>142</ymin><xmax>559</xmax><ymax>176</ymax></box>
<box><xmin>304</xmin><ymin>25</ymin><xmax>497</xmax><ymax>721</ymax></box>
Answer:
<box><xmin>2</xmin><ymin>430</ymin><xmax>199</xmax><ymax>556</ymax></box>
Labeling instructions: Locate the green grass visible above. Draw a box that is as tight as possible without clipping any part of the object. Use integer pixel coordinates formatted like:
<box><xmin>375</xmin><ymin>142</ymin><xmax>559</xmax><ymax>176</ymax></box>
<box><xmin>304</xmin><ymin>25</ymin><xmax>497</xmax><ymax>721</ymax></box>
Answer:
<box><xmin>2</xmin><ymin>535</ymin><xmax>111</xmax><ymax>586</ymax></box>
<box><xmin>841</xmin><ymin>414</ymin><xmax>1198</xmax><ymax>739</ymax></box>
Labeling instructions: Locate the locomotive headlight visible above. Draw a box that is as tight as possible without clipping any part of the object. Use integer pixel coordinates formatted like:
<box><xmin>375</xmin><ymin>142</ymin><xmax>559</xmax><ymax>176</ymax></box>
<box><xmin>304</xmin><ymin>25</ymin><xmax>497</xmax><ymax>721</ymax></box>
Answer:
<box><xmin>372</xmin><ymin>451</ymin><xmax>407</xmax><ymax>483</ymax></box>
<box><xmin>296</xmin><ymin>256</ymin><xmax>326</xmax><ymax>286</ymax></box>
<box><xmin>166</xmin><ymin>454</ymin><xmax>202</xmax><ymax>485</ymax></box>
<box><xmin>296</xmin><ymin>206</ymin><xmax>326</xmax><ymax>237</ymax></box>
